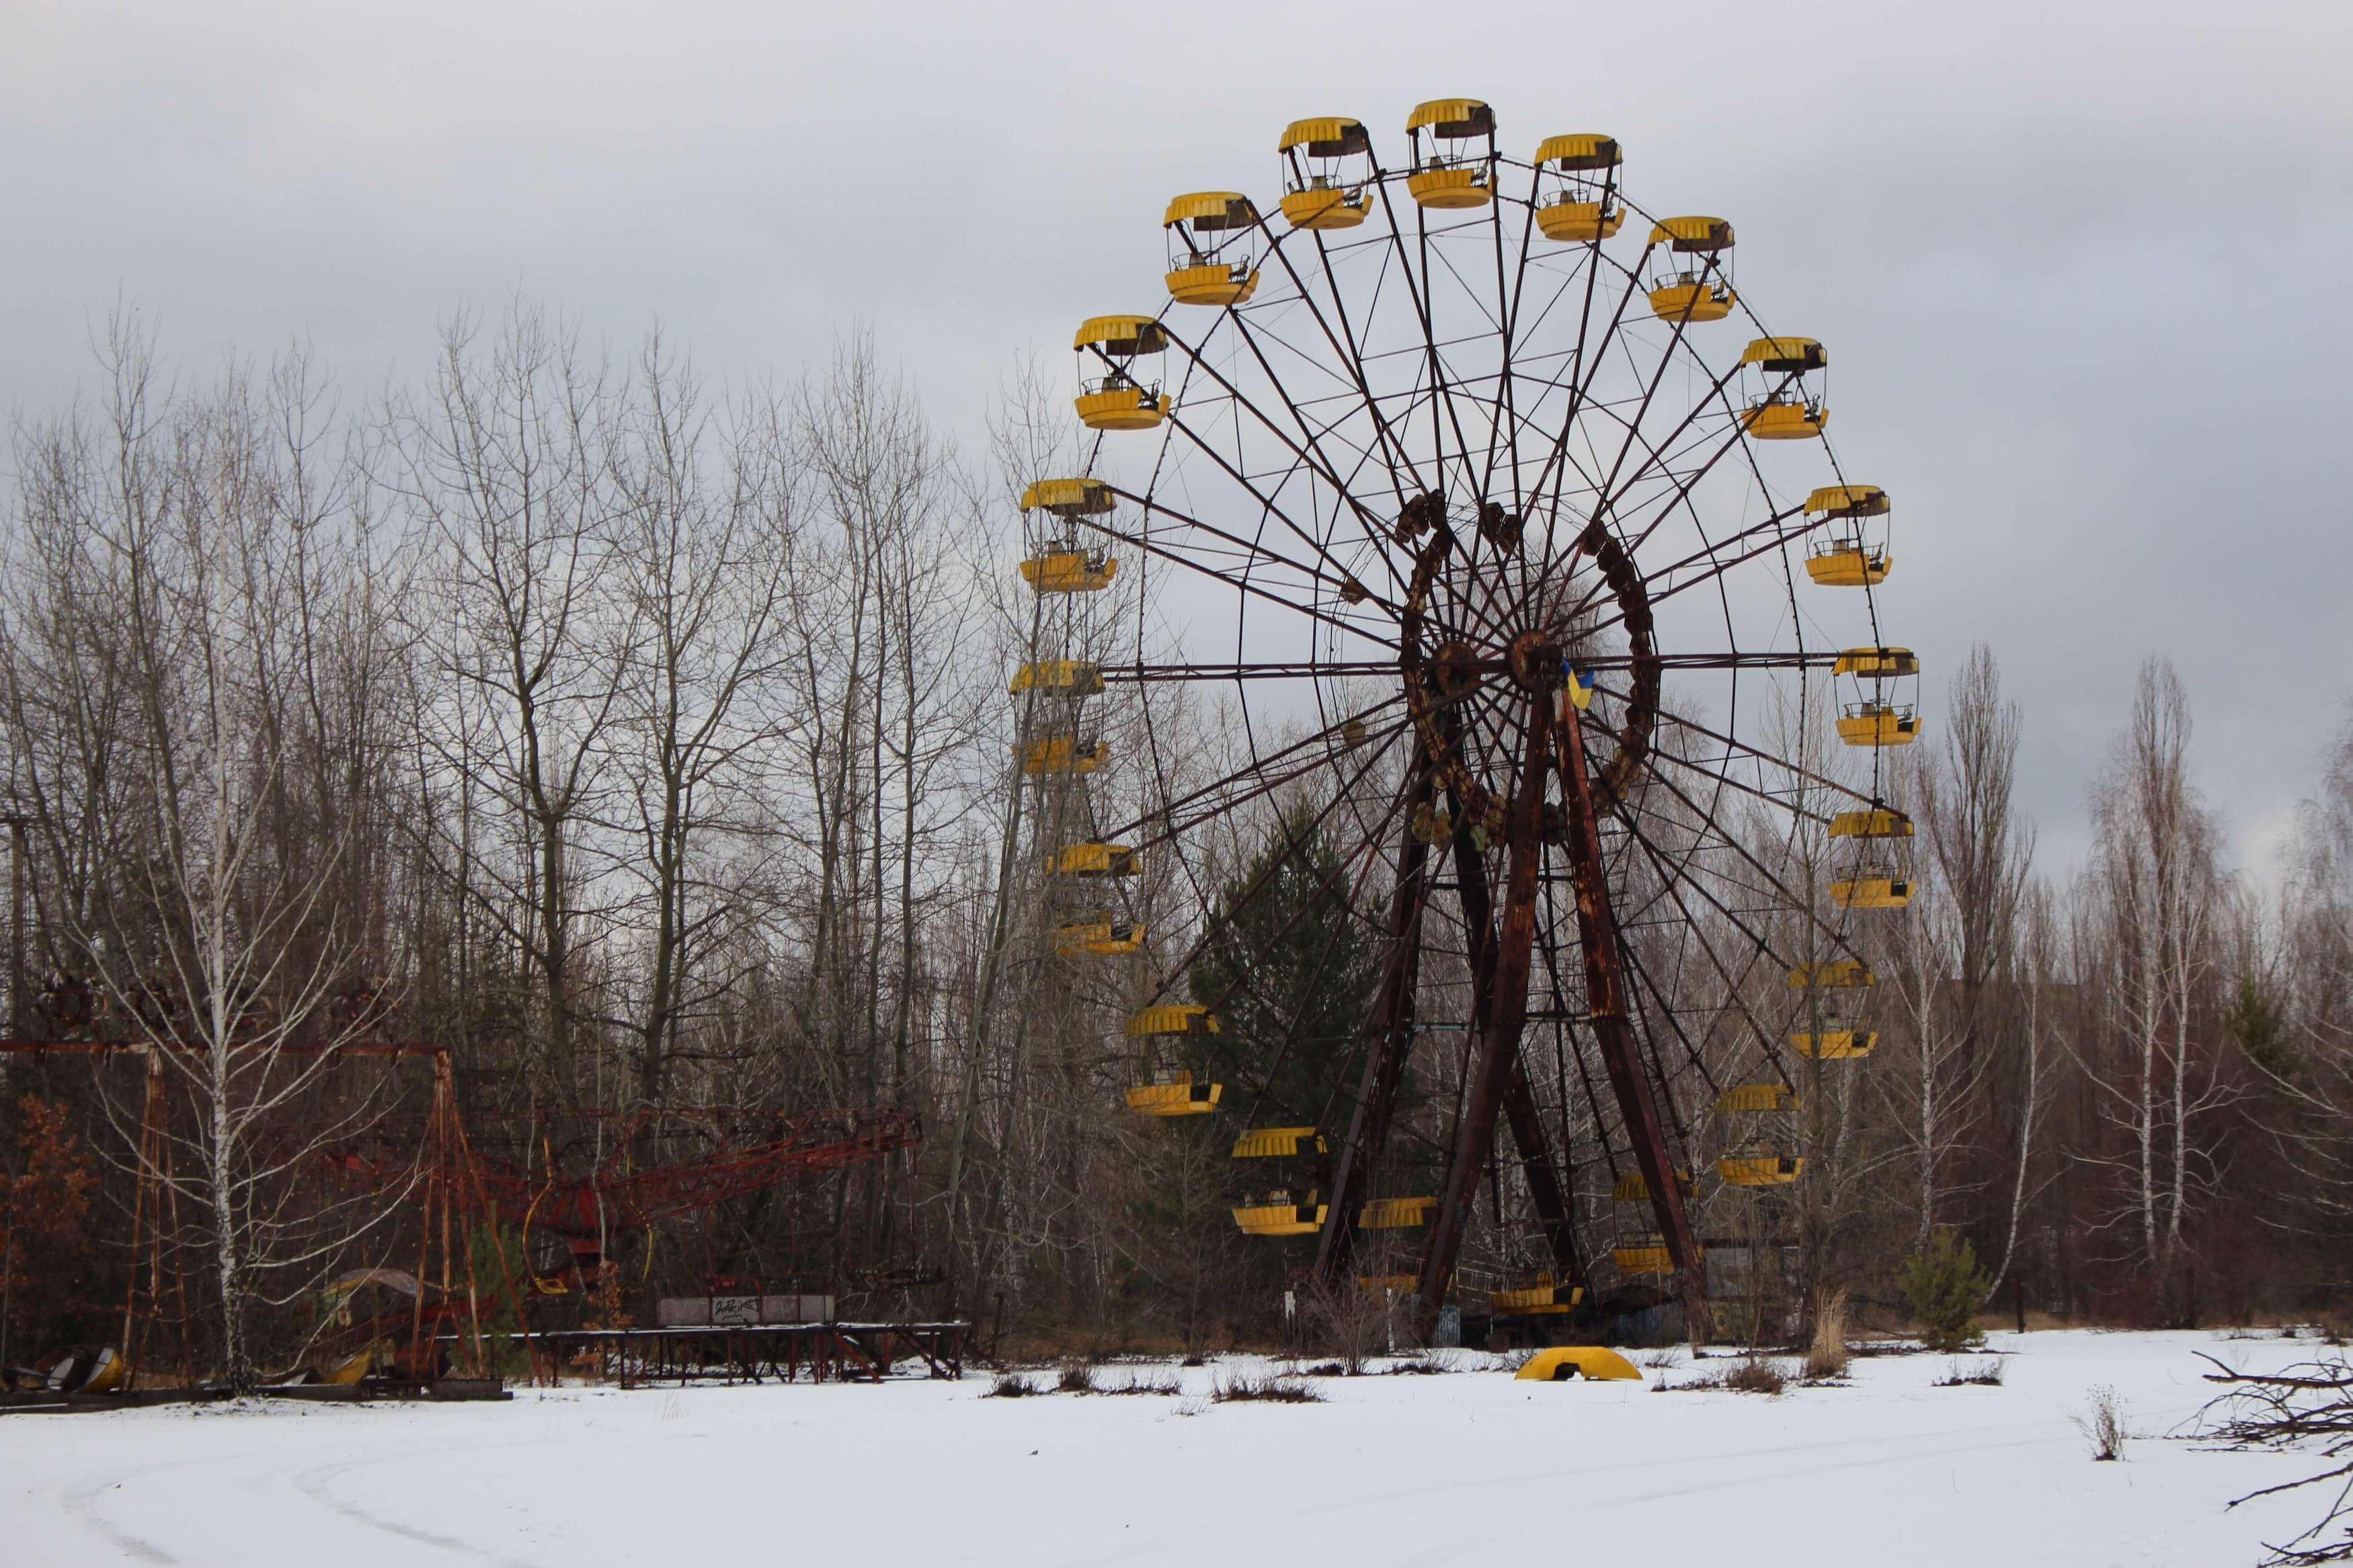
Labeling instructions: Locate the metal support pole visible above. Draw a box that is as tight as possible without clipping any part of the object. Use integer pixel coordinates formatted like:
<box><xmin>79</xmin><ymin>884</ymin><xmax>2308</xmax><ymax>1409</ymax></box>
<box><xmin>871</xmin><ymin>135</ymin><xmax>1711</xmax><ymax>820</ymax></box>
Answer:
<box><xmin>1415</xmin><ymin>695</ymin><xmax>1552</xmax><ymax>1342</ymax></box>
<box><xmin>1444</xmin><ymin>792</ymin><xmax>1583</xmax><ymax>1288</ymax></box>
<box><xmin>1552</xmin><ymin>688</ymin><xmax>1711</xmax><ymax>1338</ymax></box>
<box><xmin>1312</xmin><ymin>758</ymin><xmax>1435</xmax><ymax>1286</ymax></box>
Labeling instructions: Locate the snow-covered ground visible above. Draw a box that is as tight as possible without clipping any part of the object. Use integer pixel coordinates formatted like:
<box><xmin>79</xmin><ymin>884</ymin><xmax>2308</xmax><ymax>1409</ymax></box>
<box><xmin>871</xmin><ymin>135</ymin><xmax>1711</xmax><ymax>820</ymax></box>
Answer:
<box><xmin>1</xmin><ymin>1329</ymin><xmax>2336</xmax><ymax>1566</ymax></box>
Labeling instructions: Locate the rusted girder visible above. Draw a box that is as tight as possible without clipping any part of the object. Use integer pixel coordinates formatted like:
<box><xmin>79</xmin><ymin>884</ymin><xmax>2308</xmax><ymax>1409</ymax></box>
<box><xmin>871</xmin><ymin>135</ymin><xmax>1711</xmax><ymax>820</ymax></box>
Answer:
<box><xmin>1415</xmin><ymin>693</ymin><xmax>1553</xmax><ymax>1342</ymax></box>
<box><xmin>1441</xmin><ymin>792</ymin><xmax>1584</xmax><ymax>1291</ymax></box>
<box><xmin>1312</xmin><ymin>758</ymin><xmax>1435</xmax><ymax>1286</ymax></box>
<box><xmin>1551</xmin><ymin>687</ymin><xmax>1710</xmax><ymax>1336</ymax></box>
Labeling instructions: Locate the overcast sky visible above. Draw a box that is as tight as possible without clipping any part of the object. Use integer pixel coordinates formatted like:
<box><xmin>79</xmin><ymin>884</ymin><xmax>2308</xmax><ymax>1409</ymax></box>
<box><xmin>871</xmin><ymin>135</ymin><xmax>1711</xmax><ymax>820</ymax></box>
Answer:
<box><xmin>4</xmin><ymin>0</ymin><xmax>2348</xmax><ymax>878</ymax></box>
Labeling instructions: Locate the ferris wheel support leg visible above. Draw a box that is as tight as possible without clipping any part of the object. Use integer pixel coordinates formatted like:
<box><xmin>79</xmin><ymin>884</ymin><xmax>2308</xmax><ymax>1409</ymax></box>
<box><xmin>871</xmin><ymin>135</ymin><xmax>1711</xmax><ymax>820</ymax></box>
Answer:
<box><xmin>1414</xmin><ymin>698</ymin><xmax>1554</xmax><ymax>1345</ymax></box>
<box><xmin>1553</xmin><ymin>693</ymin><xmax>1714</xmax><ymax>1343</ymax></box>
<box><xmin>1439</xmin><ymin>803</ymin><xmax>1585</xmax><ymax>1292</ymax></box>
<box><xmin>1312</xmin><ymin>757</ymin><xmax>1436</xmax><ymax>1290</ymax></box>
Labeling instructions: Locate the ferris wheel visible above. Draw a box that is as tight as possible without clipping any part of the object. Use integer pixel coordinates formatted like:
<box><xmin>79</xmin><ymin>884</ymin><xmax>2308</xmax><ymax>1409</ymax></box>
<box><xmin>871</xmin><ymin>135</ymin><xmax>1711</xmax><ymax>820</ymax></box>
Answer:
<box><xmin>1011</xmin><ymin>99</ymin><xmax>1918</xmax><ymax>1340</ymax></box>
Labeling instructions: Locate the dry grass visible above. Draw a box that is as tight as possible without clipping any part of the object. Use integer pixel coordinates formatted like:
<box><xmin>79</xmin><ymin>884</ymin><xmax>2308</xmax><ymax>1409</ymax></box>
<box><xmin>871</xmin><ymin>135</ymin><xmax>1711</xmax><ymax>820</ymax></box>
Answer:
<box><xmin>1211</xmin><ymin>1369</ymin><xmax>1325</xmax><ymax>1404</ymax></box>
<box><xmin>1054</xmin><ymin>1359</ymin><xmax>1100</xmax><ymax>1395</ymax></box>
<box><xmin>1805</xmin><ymin>1288</ymin><xmax>1852</xmax><ymax>1382</ymax></box>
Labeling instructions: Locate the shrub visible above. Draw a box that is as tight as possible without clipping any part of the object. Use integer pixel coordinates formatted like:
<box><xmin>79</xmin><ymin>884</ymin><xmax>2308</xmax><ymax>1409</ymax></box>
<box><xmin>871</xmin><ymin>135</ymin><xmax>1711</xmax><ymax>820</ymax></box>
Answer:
<box><xmin>1936</xmin><ymin>1356</ymin><xmax>2005</xmax><ymax>1387</ymax></box>
<box><xmin>1721</xmin><ymin>1356</ymin><xmax>1789</xmax><ymax>1395</ymax></box>
<box><xmin>1055</xmin><ymin>1359</ymin><xmax>1099</xmax><ymax>1394</ymax></box>
<box><xmin>1387</xmin><ymin>1354</ymin><xmax>1454</xmax><ymax>1376</ymax></box>
<box><xmin>1211</xmin><ymin>1369</ymin><xmax>1324</xmax><ymax>1404</ymax></box>
<box><xmin>2071</xmin><ymin>1384</ymin><xmax>2126</xmax><ymax>1460</ymax></box>
<box><xmin>983</xmin><ymin>1370</ymin><xmax>1037</xmax><ymax>1398</ymax></box>
<box><xmin>1657</xmin><ymin>1355</ymin><xmax>1790</xmax><ymax>1395</ymax></box>
<box><xmin>1897</xmin><ymin>1229</ymin><xmax>1993</xmax><ymax>1352</ymax></box>
<box><xmin>1098</xmin><ymin>1370</ymin><xmax>1181</xmax><ymax>1396</ymax></box>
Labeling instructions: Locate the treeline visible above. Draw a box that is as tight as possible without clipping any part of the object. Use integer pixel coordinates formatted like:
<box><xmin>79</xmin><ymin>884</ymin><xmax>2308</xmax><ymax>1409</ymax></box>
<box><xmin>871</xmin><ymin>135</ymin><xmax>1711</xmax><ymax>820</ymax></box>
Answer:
<box><xmin>0</xmin><ymin>308</ymin><xmax>2345</xmax><ymax>1384</ymax></box>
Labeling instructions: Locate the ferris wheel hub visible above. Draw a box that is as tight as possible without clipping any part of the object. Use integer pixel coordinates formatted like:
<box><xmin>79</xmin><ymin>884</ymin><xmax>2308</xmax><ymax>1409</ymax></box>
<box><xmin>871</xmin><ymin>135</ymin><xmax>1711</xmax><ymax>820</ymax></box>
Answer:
<box><xmin>1507</xmin><ymin>631</ymin><xmax>1566</xmax><ymax>694</ymax></box>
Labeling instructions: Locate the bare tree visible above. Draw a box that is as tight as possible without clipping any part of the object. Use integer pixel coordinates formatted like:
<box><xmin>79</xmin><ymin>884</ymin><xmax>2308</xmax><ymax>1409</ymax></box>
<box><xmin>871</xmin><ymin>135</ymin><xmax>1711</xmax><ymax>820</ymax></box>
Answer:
<box><xmin>393</xmin><ymin>306</ymin><xmax>637</xmax><ymax>1100</ymax></box>
<box><xmin>1</xmin><ymin>327</ymin><xmax>409</xmax><ymax>1390</ymax></box>
<box><xmin>2075</xmin><ymin>659</ymin><xmax>2237</xmax><ymax>1314</ymax></box>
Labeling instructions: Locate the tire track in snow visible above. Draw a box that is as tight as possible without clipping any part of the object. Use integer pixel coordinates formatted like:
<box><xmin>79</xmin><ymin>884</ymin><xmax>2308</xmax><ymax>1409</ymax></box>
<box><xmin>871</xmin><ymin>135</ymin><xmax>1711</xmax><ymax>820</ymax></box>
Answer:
<box><xmin>290</xmin><ymin>1458</ymin><xmax>540</xmax><ymax>1565</ymax></box>
<box><xmin>61</xmin><ymin>1471</ymin><xmax>184</xmax><ymax>1563</ymax></box>
<box><xmin>1064</xmin><ymin>1417</ymin><xmax>2045</xmax><ymax>1568</ymax></box>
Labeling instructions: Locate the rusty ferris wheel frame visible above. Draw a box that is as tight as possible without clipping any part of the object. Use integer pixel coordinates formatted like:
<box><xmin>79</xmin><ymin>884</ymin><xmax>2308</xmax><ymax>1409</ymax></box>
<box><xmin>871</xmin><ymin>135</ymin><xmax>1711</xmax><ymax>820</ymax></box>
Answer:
<box><xmin>1042</xmin><ymin>105</ymin><xmax>1910</xmax><ymax>1341</ymax></box>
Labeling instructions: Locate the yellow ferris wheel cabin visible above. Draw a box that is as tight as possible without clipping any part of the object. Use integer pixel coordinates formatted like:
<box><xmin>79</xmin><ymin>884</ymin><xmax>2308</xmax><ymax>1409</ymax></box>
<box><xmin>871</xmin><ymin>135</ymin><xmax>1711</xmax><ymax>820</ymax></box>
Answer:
<box><xmin>1804</xmin><ymin>484</ymin><xmax>1893</xmax><ymax>585</ymax></box>
<box><xmin>1646</xmin><ymin>216</ymin><xmax>1737</xmax><ymax>321</ymax></box>
<box><xmin>1164</xmin><ymin>192</ymin><xmax>1261</xmax><ymax>306</ymax></box>
<box><xmin>1277</xmin><ymin>116</ymin><xmax>1373</xmax><ymax>229</ymax></box>
<box><xmin>1533</xmin><ymin>134</ymin><xmax>1624</xmax><ymax>241</ymax></box>
<box><xmin>1406</xmin><ymin>97</ymin><xmax>1496</xmax><ymax>210</ymax></box>
<box><xmin>1072</xmin><ymin>315</ymin><xmax>1172</xmax><ymax>431</ymax></box>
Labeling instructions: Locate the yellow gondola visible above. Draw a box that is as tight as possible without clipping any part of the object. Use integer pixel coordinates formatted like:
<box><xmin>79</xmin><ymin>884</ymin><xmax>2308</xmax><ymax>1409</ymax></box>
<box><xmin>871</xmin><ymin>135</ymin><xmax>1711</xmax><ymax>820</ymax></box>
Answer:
<box><xmin>1277</xmin><ymin>116</ymin><xmax>1373</xmax><ymax>229</ymax></box>
<box><xmin>1714</xmin><ymin>1084</ymin><xmax>1802</xmax><ymax>1185</ymax></box>
<box><xmin>1123</xmin><ymin>1006</ymin><xmax>1220</xmax><ymax>1113</ymax></box>
<box><xmin>1646</xmin><ymin>216</ymin><xmax>1737</xmax><ymax>321</ymax></box>
<box><xmin>1073</xmin><ymin>315</ymin><xmax>1172</xmax><ymax>431</ymax></box>
<box><xmin>1609</xmin><ymin>1167</ymin><xmax>1691</xmax><ymax>1203</ymax></box>
<box><xmin>1790</xmin><ymin>1024</ymin><xmax>1878</xmax><ymax>1059</ymax></box>
<box><xmin>1019</xmin><ymin>549</ymin><xmax>1116</xmax><ymax>593</ymax></box>
<box><xmin>1126</xmin><ymin>1071</ymin><xmax>1222</xmax><ymax>1116</ymax></box>
<box><xmin>1164</xmin><ymin>192</ymin><xmax>1260</xmax><ymax>306</ymax></box>
<box><xmin>1745</xmin><ymin>399</ymin><xmax>1828</xmax><ymax>440</ymax></box>
<box><xmin>1045</xmin><ymin>842</ymin><xmax>1138</xmax><ymax>878</ymax></box>
<box><xmin>1741</xmin><ymin>336</ymin><xmax>1827</xmax><ymax>439</ymax></box>
<box><xmin>1233</xmin><ymin>1190</ymin><xmax>1326</xmax><ymax>1235</ymax></box>
<box><xmin>1713</xmin><ymin>1082</ymin><xmax>1799</xmax><ymax>1115</ymax></box>
<box><xmin>1835</xmin><ymin>647</ymin><xmax>1920</xmax><ymax>746</ymax></box>
<box><xmin>1717</xmin><ymin>1141</ymin><xmax>1805</xmax><ymax>1186</ymax></box>
<box><xmin>1788</xmin><ymin>958</ymin><xmax>1874</xmax><ymax>988</ymax></box>
<box><xmin>1831</xmin><ymin>867</ymin><xmax>1914</xmax><ymax>909</ymax></box>
<box><xmin>1613</xmin><ymin>1239</ymin><xmax>1681</xmax><ymax>1276</ymax></box>
<box><xmin>1804</xmin><ymin>483</ymin><xmax>1892</xmax><ymax>587</ymax></box>
<box><xmin>1807</xmin><ymin>538</ymin><xmax>1889</xmax><ymax>587</ymax></box>
<box><xmin>1125</xmin><ymin>1005</ymin><xmax>1220</xmax><ymax>1114</ymax></box>
<box><xmin>1009</xmin><ymin>659</ymin><xmax>1103</xmax><ymax>696</ymax></box>
<box><xmin>1516</xmin><ymin>1346</ymin><xmax>1641</xmax><ymax>1381</ymax></box>
<box><xmin>1021</xmin><ymin>735</ymin><xmax>1109</xmax><ymax>774</ymax></box>
<box><xmin>1491</xmin><ymin>1271</ymin><xmax>1583</xmax><ymax>1315</ymax></box>
<box><xmin>1357</xmin><ymin>1195</ymin><xmax>1435</xmax><ymax>1229</ymax></box>
<box><xmin>1533</xmin><ymin>134</ymin><xmax>1624</xmax><ymax>241</ymax></box>
<box><xmin>1406</xmin><ymin>98</ymin><xmax>1496</xmax><ymax>210</ymax></box>
<box><xmin>1837</xmin><ymin>700</ymin><xmax>1922</xmax><ymax>747</ymax></box>
<box><xmin>1054</xmin><ymin>915</ymin><xmax>1144</xmax><ymax>957</ymax></box>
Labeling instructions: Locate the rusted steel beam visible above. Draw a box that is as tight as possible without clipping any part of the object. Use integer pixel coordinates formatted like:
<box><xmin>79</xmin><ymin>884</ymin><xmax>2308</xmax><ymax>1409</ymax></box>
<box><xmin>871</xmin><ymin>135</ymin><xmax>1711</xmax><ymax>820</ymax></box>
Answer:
<box><xmin>1552</xmin><ymin>688</ymin><xmax>1710</xmax><ymax>1335</ymax></box>
<box><xmin>1441</xmin><ymin>788</ymin><xmax>1583</xmax><ymax>1289</ymax></box>
<box><xmin>1415</xmin><ymin>694</ymin><xmax>1553</xmax><ymax>1342</ymax></box>
<box><xmin>1312</xmin><ymin>757</ymin><xmax>1437</xmax><ymax>1286</ymax></box>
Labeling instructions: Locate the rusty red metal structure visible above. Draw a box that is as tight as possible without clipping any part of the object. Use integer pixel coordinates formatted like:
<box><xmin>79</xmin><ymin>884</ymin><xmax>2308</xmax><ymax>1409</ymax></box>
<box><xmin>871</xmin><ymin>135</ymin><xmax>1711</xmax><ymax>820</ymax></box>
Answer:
<box><xmin>3</xmin><ymin>1034</ymin><xmax>918</xmax><ymax>1383</ymax></box>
